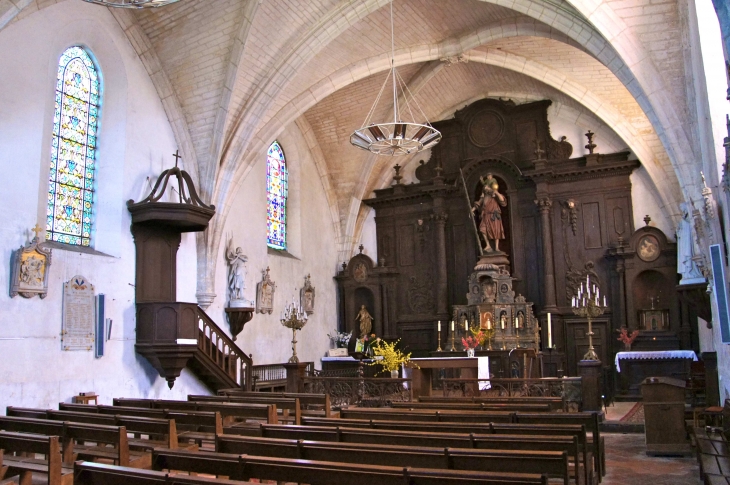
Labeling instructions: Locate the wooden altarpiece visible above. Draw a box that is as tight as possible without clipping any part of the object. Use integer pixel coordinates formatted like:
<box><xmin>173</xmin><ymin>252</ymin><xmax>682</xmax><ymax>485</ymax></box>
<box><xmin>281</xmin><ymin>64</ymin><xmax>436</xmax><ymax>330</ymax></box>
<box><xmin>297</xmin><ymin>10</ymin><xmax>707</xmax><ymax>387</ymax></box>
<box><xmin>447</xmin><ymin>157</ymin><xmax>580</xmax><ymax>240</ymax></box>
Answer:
<box><xmin>335</xmin><ymin>251</ymin><xmax>398</xmax><ymax>341</ymax></box>
<box><xmin>360</xmin><ymin>98</ymin><xmax>652</xmax><ymax>376</ymax></box>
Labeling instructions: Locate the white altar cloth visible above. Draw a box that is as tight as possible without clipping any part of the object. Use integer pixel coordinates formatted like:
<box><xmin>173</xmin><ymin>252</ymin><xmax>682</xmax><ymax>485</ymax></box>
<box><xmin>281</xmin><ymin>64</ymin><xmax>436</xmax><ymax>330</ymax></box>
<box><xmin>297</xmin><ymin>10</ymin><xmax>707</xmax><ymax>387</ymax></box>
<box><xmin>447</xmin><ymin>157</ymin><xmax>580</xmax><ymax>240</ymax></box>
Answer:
<box><xmin>614</xmin><ymin>350</ymin><xmax>697</xmax><ymax>373</ymax></box>
<box><xmin>477</xmin><ymin>356</ymin><xmax>491</xmax><ymax>390</ymax></box>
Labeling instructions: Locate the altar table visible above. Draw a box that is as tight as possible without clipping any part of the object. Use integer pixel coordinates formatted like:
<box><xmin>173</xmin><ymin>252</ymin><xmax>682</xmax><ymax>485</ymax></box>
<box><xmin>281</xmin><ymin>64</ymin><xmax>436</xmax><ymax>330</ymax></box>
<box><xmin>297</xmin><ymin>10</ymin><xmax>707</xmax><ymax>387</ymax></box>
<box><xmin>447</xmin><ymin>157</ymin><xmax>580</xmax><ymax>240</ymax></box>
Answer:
<box><xmin>614</xmin><ymin>350</ymin><xmax>697</xmax><ymax>398</ymax></box>
<box><xmin>403</xmin><ymin>357</ymin><xmax>489</xmax><ymax>399</ymax></box>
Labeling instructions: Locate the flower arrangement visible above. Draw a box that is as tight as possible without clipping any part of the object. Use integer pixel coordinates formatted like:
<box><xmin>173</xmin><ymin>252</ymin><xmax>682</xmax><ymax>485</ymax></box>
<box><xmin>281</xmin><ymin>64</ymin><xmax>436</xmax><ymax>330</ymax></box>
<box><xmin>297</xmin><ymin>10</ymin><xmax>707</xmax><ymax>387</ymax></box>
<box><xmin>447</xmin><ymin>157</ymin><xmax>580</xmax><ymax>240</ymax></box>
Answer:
<box><xmin>369</xmin><ymin>339</ymin><xmax>418</xmax><ymax>373</ymax></box>
<box><xmin>470</xmin><ymin>326</ymin><xmax>494</xmax><ymax>346</ymax></box>
<box><xmin>327</xmin><ymin>331</ymin><xmax>352</xmax><ymax>348</ymax></box>
<box><xmin>354</xmin><ymin>333</ymin><xmax>381</xmax><ymax>354</ymax></box>
<box><xmin>616</xmin><ymin>327</ymin><xmax>639</xmax><ymax>346</ymax></box>
<box><xmin>462</xmin><ymin>335</ymin><xmax>481</xmax><ymax>350</ymax></box>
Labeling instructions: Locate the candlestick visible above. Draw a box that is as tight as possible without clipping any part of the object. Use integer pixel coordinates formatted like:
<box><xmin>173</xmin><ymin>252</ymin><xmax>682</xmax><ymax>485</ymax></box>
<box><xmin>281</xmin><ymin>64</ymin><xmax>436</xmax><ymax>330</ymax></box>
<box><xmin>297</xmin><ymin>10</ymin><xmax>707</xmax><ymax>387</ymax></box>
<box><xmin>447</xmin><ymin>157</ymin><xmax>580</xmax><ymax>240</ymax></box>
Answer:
<box><xmin>449</xmin><ymin>322</ymin><xmax>456</xmax><ymax>351</ymax></box>
<box><xmin>547</xmin><ymin>312</ymin><xmax>552</xmax><ymax>349</ymax></box>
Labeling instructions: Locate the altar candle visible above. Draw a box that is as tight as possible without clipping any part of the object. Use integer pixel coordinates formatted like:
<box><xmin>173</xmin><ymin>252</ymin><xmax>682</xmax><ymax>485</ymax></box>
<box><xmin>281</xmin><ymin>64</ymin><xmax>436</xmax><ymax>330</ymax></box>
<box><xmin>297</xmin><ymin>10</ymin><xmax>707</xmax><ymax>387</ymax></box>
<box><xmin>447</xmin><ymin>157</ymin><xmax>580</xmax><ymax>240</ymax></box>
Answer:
<box><xmin>603</xmin><ymin>296</ymin><xmax>607</xmax><ymax>307</ymax></box>
<box><xmin>451</xmin><ymin>321</ymin><xmax>454</xmax><ymax>332</ymax></box>
<box><xmin>587</xmin><ymin>275</ymin><xmax>590</xmax><ymax>287</ymax></box>
<box><xmin>514</xmin><ymin>316</ymin><xmax>518</xmax><ymax>329</ymax></box>
<box><xmin>438</xmin><ymin>321</ymin><xmax>441</xmax><ymax>332</ymax></box>
<box><xmin>487</xmin><ymin>317</ymin><xmax>491</xmax><ymax>329</ymax></box>
<box><xmin>465</xmin><ymin>320</ymin><xmax>468</xmax><ymax>331</ymax></box>
<box><xmin>501</xmin><ymin>316</ymin><xmax>505</xmax><ymax>329</ymax></box>
<box><xmin>547</xmin><ymin>313</ymin><xmax>553</xmax><ymax>348</ymax></box>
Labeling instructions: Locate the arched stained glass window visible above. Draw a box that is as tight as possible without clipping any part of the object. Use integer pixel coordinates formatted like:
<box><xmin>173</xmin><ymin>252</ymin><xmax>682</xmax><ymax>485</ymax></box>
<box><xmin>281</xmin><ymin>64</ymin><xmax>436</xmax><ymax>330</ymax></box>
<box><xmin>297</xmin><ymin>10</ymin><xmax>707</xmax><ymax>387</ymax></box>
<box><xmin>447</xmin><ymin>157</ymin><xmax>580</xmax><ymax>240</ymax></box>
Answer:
<box><xmin>266</xmin><ymin>141</ymin><xmax>288</xmax><ymax>250</ymax></box>
<box><xmin>46</xmin><ymin>46</ymin><xmax>100</xmax><ymax>247</ymax></box>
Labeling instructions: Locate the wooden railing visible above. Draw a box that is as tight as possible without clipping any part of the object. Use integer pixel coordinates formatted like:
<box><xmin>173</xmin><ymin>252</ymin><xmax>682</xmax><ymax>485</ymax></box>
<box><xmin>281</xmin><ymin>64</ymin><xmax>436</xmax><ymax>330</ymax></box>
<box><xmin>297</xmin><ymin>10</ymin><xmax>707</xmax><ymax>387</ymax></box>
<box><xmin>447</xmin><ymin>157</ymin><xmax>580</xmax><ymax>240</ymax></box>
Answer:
<box><xmin>302</xmin><ymin>376</ymin><xmax>412</xmax><ymax>407</ymax></box>
<box><xmin>252</xmin><ymin>362</ymin><xmax>315</xmax><ymax>383</ymax></box>
<box><xmin>441</xmin><ymin>377</ymin><xmax>582</xmax><ymax>411</ymax></box>
<box><xmin>196</xmin><ymin>307</ymin><xmax>252</xmax><ymax>390</ymax></box>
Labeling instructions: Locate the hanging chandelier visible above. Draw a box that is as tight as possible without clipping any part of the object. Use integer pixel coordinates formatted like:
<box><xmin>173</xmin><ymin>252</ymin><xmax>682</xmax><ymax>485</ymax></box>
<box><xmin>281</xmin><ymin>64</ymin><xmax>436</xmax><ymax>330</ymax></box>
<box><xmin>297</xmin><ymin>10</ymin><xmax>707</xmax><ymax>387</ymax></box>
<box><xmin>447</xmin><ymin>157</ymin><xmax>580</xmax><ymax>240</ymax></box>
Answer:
<box><xmin>82</xmin><ymin>0</ymin><xmax>180</xmax><ymax>8</ymax></box>
<box><xmin>349</xmin><ymin>0</ymin><xmax>441</xmax><ymax>156</ymax></box>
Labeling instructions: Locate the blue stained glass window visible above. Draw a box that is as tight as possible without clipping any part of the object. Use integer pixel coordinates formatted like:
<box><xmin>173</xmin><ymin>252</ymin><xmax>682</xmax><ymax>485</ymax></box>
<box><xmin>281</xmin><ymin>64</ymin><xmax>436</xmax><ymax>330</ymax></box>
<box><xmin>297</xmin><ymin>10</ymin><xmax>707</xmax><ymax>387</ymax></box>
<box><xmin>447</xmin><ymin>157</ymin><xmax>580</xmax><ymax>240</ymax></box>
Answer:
<box><xmin>266</xmin><ymin>141</ymin><xmax>288</xmax><ymax>250</ymax></box>
<box><xmin>46</xmin><ymin>46</ymin><xmax>100</xmax><ymax>247</ymax></box>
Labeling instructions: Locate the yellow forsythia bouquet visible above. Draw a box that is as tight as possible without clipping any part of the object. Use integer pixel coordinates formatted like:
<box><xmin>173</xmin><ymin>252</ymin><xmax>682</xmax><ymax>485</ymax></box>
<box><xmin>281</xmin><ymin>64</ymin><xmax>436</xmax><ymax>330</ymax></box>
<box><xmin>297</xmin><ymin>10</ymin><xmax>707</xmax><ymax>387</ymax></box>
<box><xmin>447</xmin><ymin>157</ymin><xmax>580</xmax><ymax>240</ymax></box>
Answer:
<box><xmin>370</xmin><ymin>339</ymin><xmax>418</xmax><ymax>373</ymax></box>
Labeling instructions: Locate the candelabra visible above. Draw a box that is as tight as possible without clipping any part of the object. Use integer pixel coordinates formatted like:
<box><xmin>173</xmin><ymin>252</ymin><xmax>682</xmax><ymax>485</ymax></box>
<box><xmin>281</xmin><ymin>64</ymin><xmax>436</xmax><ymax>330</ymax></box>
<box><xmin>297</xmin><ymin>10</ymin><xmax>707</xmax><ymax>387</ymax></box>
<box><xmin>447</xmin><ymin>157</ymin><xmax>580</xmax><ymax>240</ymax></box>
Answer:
<box><xmin>571</xmin><ymin>275</ymin><xmax>607</xmax><ymax>361</ymax></box>
<box><xmin>280</xmin><ymin>298</ymin><xmax>308</xmax><ymax>363</ymax></box>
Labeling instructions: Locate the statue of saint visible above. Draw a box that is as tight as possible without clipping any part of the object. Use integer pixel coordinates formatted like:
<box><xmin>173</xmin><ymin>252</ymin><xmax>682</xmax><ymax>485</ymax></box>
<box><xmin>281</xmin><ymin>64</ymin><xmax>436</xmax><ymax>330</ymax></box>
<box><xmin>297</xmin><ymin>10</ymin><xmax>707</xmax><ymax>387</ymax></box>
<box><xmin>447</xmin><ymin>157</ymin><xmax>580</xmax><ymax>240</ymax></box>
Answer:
<box><xmin>355</xmin><ymin>305</ymin><xmax>373</xmax><ymax>337</ymax></box>
<box><xmin>473</xmin><ymin>173</ymin><xmax>507</xmax><ymax>252</ymax></box>
<box><xmin>676</xmin><ymin>202</ymin><xmax>704</xmax><ymax>284</ymax></box>
<box><xmin>226</xmin><ymin>241</ymin><xmax>248</xmax><ymax>301</ymax></box>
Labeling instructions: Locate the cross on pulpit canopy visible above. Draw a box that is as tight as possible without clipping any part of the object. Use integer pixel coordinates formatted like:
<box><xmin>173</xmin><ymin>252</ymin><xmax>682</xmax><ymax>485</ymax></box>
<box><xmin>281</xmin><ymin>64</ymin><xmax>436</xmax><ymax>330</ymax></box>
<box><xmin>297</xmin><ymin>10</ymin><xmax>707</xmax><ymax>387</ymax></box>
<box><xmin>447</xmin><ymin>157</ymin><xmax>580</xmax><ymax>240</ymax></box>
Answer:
<box><xmin>172</xmin><ymin>150</ymin><xmax>182</xmax><ymax>168</ymax></box>
<box><xmin>358</xmin><ymin>244</ymin><xmax>364</xmax><ymax>254</ymax></box>
<box><xmin>31</xmin><ymin>224</ymin><xmax>43</xmax><ymax>240</ymax></box>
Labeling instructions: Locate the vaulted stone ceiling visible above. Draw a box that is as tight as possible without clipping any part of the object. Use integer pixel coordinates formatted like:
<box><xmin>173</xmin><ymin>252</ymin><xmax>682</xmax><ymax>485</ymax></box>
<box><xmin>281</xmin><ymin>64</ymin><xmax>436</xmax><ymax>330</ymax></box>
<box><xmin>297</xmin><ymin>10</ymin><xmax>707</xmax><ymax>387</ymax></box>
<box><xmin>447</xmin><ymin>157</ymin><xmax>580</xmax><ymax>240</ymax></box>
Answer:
<box><xmin>0</xmin><ymin>0</ymin><xmax>703</xmax><ymax>301</ymax></box>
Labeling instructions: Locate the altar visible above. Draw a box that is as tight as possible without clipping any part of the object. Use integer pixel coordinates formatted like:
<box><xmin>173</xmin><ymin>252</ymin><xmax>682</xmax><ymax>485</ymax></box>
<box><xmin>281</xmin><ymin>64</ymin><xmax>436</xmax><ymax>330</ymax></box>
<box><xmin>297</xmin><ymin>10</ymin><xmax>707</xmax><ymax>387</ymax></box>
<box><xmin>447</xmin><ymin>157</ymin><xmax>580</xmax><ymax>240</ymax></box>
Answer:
<box><xmin>614</xmin><ymin>350</ymin><xmax>697</xmax><ymax>399</ymax></box>
<box><xmin>403</xmin><ymin>357</ymin><xmax>490</xmax><ymax>399</ymax></box>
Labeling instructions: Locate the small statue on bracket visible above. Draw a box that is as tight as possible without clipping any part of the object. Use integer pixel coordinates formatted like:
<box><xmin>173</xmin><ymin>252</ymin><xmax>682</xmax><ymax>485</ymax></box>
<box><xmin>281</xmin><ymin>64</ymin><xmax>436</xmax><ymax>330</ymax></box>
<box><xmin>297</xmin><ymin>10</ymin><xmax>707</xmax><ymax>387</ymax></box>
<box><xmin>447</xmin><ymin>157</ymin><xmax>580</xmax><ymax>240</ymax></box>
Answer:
<box><xmin>225</xmin><ymin>235</ymin><xmax>254</xmax><ymax>308</ymax></box>
<box><xmin>473</xmin><ymin>173</ymin><xmax>507</xmax><ymax>252</ymax></box>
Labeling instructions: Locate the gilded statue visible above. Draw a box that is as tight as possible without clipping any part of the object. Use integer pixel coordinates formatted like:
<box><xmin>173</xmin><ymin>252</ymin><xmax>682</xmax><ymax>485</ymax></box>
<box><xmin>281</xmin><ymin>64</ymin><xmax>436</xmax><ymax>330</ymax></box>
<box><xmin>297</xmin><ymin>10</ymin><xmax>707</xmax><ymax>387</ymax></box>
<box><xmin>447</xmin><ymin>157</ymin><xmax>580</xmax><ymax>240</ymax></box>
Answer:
<box><xmin>473</xmin><ymin>173</ymin><xmax>507</xmax><ymax>252</ymax></box>
<box><xmin>355</xmin><ymin>304</ymin><xmax>373</xmax><ymax>337</ymax></box>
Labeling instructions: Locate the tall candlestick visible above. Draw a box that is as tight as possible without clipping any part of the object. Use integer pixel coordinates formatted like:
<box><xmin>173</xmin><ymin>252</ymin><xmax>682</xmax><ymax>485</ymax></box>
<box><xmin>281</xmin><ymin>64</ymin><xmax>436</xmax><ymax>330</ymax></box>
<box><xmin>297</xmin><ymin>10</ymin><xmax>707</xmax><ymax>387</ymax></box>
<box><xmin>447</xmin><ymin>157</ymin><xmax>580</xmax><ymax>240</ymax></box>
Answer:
<box><xmin>547</xmin><ymin>312</ymin><xmax>553</xmax><ymax>349</ymax></box>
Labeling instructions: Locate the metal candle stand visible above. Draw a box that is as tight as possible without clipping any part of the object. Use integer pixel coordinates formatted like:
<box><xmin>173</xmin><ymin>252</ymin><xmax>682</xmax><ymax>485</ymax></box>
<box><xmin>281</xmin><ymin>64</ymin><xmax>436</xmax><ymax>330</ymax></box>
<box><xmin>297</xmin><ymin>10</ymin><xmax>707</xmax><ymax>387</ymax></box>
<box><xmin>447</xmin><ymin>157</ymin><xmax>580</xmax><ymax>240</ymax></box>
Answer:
<box><xmin>280</xmin><ymin>298</ymin><xmax>308</xmax><ymax>363</ymax></box>
<box><xmin>571</xmin><ymin>275</ymin><xmax>607</xmax><ymax>361</ymax></box>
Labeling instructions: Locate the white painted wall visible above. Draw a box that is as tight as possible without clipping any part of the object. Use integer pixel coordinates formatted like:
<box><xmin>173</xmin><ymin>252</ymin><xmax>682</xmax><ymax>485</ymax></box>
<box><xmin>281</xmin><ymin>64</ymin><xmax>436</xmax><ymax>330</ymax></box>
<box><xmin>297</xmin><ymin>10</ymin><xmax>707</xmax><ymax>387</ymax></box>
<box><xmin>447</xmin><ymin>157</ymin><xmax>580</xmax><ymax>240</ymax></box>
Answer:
<box><xmin>0</xmin><ymin>1</ymin><xmax>208</xmax><ymax>410</ymax></box>
<box><xmin>204</xmin><ymin>122</ymin><xmax>339</xmax><ymax>368</ymax></box>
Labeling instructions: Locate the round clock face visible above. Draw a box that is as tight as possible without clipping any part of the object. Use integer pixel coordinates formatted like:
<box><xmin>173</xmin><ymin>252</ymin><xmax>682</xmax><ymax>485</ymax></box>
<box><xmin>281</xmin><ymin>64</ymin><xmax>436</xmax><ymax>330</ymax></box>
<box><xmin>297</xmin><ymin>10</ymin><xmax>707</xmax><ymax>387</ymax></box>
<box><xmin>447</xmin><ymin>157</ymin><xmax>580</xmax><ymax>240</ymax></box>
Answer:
<box><xmin>637</xmin><ymin>234</ymin><xmax>660</xmax><ymax>262</ymax></box>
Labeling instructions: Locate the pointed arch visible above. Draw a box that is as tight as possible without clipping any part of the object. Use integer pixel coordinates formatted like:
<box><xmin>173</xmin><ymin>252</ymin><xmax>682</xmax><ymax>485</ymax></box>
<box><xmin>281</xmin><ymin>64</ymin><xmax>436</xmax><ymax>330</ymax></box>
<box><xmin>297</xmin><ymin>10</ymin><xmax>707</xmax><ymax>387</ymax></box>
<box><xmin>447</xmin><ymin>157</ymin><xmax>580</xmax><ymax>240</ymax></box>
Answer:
<box><xmin>266</xmin><ymin>140</ymin><xmax>288</xmax><ymax>250</ymax></box>
<box><xmin>47</xmin><ymin>46</ymin><xmax>100</xmax><ymax>247</ymax></box>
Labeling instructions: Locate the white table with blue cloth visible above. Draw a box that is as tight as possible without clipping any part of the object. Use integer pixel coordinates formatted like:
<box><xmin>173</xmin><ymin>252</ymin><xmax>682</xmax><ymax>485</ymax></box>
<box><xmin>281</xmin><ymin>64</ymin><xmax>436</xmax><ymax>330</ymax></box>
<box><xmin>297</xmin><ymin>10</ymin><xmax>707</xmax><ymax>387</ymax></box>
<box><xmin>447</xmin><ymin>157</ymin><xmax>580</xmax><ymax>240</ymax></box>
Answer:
<box><xmin>614</xmin><ymin>350</ymin><xmax>697</xmax><ymax>398</ymax></box>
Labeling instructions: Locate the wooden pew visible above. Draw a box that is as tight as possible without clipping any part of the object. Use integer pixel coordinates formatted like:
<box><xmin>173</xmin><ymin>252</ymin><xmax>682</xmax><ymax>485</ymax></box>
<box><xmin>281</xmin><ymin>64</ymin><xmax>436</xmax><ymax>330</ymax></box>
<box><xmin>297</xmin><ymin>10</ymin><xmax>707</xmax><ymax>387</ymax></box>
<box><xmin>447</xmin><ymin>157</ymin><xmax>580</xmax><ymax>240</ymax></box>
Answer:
<box><xmin>0</xmin><ymin>431</ymin><xmax>71</xmax><ymax>485</ymax></box>
<box><xmin>59</xmin><ymin>404</ymin><xmax>222</xmax><ymax>445</ymax></box>
<box><xmin>152</xmin><ymin>448</ymin><xmax>550</xmax><ymax>485</ymax></box>
<box><xmin>215</xmin><ymin>390</ymin><xmax>332</xmax><ymax>417</ymax></box>
<box><xmin>7</xmin><ymin>408</ymin><xmax>180</xmax><ymax>453</ymax></box>
<box><xmin>253</xmin><ymin>423</ymin><xmax>586</xmax><ymax>483</ymax></box>
<box><xmin>216</xmin><ymin>434</ymin><xmax>571</xmax><ymax>485</ymax></box>
<box><xmin>73</xmin><ymin>461</ymin><xmax>251</xmax><ymax>485</ymax></box>
<box><xmin>0</xmin><ymin>415</ymin><xmax>133</xmax><ymax>467</ymax></box>
<box><xmin>119</xmin><ymin>400</ymin><xmax>277</xmax><ymax>426</ymax></box>
<box><xmin>188</xmin><ymin>395</ymin><xmax>302</xmax><ymax>425</ymax></box>
<box><xmin>340</xmin><ymin>407</ymin><xmax>515</xmax><ymax>423</ymax></box>
<box><xmin>418</xmin><ymin>395</ymin><xmax>564</xmax><ymax>412</ymax></box>
<box><xmin>391</xmin><ymin>401</ymin><xmax>552</xmax><ymax>412</ymax></box>
<box><xmin>515</xmin><ymin>412</ymin><xmax>604</xmax><ymax>479</ymax></box>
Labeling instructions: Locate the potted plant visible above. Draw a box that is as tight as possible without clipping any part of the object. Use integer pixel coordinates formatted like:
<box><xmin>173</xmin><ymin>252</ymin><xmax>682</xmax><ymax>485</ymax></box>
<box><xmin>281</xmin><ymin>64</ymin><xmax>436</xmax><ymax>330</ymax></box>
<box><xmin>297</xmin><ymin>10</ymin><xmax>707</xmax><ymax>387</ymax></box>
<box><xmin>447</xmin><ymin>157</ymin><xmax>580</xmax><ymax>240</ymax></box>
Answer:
<box><xmin>369</xmin><ymin>339</ymin><xmax>417</xmax><ymax>378</ymax></box>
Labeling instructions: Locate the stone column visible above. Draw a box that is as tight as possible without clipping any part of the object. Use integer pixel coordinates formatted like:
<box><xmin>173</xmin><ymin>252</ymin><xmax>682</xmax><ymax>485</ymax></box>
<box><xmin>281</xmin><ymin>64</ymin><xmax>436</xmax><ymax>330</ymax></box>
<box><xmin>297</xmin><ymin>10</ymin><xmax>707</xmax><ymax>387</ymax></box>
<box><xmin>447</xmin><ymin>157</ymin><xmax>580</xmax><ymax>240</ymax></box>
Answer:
<box><xmin>535</xmin><ymin>197</ymin><xmax>558</xmax><ymax>311</ymax></box>
<box><xmin>432</xmin><ymin>208</ymin><xmax>449</xmax><ymax>316</ymax></box>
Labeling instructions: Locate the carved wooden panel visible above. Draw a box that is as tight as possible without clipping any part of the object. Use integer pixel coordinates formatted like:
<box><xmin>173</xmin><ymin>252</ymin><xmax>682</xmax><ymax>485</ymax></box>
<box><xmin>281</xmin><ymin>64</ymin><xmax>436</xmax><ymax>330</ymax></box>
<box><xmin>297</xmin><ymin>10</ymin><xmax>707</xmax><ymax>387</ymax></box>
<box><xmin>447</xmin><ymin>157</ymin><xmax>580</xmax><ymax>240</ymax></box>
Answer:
<box><xmin>397</xmin><ymin>224</ymin><xmax>415</xmax><ymax>267</ymax></box>
<box><xmin>450</xmin><ymin>223</ymin><xmax>469</xmax><ymax>305</ymax></box>
<box><xmin>521</xmin><ymin>215</ymin><xmax>542</xmax><ymax>304</ymax></box>
<box><xmin>398</xmin><ymin>322</ymin><xmax>434</xmax><ymax>356</ymax></box>
<box><xmin>469</xmin><ymin>110</ymin><xmax>505</xmax><ymax>148</ymax></box>
<box><xmin>514</xmin><ymin>120</ymin><xmax>537</xmax><ymax>163</ymax></box>
<box><xmin>581</xmin><ymin>202</ymin><xmax>602</xmax><ymax>249</ymax></box>
<box><xmin>606</xmin><ymin>196</ymin><xmax>632</xmax><ymax>245</ymax></box>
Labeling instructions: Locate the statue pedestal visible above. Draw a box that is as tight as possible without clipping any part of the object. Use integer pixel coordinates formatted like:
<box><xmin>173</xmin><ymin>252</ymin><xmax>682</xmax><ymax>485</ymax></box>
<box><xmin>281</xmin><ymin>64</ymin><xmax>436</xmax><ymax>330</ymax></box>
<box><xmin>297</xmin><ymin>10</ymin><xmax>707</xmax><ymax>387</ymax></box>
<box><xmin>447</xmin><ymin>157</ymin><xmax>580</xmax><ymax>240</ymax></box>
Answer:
<box><xmin>225</xmin><ymin>306</ymin><xmax>254</xmax><ymax>341</ymax></box>
<box><xmin>474</xmin><ymin>251</ymin><xmax>510</xmax><ymax>273</ymax></box>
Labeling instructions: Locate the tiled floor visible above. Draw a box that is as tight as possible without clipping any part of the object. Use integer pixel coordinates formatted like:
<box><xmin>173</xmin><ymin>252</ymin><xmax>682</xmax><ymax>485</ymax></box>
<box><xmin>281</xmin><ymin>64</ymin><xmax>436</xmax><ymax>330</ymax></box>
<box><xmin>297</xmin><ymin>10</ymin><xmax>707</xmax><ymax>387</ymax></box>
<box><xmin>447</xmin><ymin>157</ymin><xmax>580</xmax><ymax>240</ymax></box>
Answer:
<box><xmin>603</xmin><ymin>433</ymin><xmax>701</xmax><ymax>485</ymax></box>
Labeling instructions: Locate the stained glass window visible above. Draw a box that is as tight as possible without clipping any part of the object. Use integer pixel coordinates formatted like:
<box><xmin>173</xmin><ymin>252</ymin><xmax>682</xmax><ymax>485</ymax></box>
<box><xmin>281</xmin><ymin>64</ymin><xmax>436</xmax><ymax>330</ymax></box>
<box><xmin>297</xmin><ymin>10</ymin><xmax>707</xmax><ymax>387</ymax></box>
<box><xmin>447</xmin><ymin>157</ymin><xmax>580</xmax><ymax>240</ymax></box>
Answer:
<box><xmin>266</xmin><ymin>141</ymin><xmax>288</xmax><ymax>250</ymax></box>
<box><xmin>46</xmin><ymin>46</ymin><xmax>100</xmax><ymax>247</ymax></box>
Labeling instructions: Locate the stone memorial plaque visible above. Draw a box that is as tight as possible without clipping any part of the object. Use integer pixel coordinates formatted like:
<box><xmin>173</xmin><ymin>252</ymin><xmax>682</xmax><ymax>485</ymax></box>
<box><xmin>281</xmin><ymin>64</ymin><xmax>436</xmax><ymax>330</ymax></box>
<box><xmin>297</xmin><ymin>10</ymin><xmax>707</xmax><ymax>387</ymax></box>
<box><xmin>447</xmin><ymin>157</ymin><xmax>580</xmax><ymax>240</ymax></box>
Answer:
<box><xmin>62</xmin><ymin>275</ymin><xmax>95</xmax><ymax>351</ymax></box>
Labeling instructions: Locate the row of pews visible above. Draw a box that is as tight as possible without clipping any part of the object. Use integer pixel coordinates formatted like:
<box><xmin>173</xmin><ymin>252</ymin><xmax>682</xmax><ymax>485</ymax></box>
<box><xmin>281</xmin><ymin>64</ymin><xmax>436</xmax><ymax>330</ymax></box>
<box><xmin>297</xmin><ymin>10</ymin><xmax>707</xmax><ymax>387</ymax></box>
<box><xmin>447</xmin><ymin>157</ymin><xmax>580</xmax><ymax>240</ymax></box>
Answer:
<box><xmin>0</xmin><ymin>389</ymin><xmax>605</xmax><ymax>485</ymax></box>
